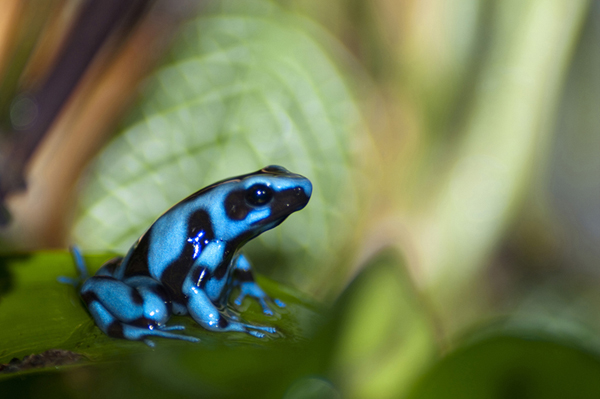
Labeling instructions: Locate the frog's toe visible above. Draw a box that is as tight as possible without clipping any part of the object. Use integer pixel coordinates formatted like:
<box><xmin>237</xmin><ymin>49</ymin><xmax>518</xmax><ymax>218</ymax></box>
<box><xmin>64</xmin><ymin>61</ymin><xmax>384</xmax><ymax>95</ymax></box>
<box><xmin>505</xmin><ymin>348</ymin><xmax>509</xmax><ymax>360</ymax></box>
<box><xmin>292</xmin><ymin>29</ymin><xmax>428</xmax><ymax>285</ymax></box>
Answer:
<box><xmin>235</xmin><ymin>292</ymin><xmax>280</xmax><ymax>316</ymax></box>
<box><xmin>248</xmin><ymin>324</ymin><xmax>276</xmax><ymax>334</ymax></box>
<box><xmin>262</xmin><ymin>308</ymin><xmax>274</xmax><ymax>316</ymax></box>
<box><xmin>263</xmin><ymin>326</ymin><xmax>277</xmax><ymax>334</ymax></box>
<box><xmin>233</xmin><ymin>292</ymin><xmax>256</xmax><ymax>308</ymax></box>
<box><xmin>120</xmin><ymin>324</ymin><xmax>200</xmax><ymax>343</ymax></box>
<box><xmin>234</xmin><ymin>294</ymin><xmax>244</xmax><ymax>307</ymax></box>
<box><xmin>273</xmin><ymin>298</ymin><xmax>286</xmax><ymax>308</ymax></box>
<box><xmin>260</xmin><ymin>297</ymin><xmax>287</xmax><ymax>315</ymax></box>
<box><xmin>258</xmin><ymin>299</ymin><xmax>274</xmax><ymax>316</ymax></box>
<box><xmin>248</xmin><ymin>330</ymin><xmax>266</xmax><ymax>338</ymax></box>
<box><xmin>143</xmin><ymin>339</ymin><xmax>156</xmax><ymax>347</ymax></box>
<box><xmin>57</xmin><ymin>275</ymin><xmax>81</xmax><ymax>287</ymax></box>
<box><xmin>159</xmin><ymin>324</ymin><xmax>186</xmax><ymax>331</ymax></box>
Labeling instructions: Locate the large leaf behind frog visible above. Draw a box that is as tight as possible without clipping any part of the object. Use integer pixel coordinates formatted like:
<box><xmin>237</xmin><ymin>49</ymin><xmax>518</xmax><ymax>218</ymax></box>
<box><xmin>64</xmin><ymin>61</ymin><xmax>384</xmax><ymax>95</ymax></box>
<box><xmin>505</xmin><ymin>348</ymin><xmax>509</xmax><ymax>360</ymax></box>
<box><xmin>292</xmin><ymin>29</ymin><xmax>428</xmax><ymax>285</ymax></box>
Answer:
<box><xmin>72</xmin><ymin>1</ymin><xmax>368</xmax><ymax>294</ymax></box>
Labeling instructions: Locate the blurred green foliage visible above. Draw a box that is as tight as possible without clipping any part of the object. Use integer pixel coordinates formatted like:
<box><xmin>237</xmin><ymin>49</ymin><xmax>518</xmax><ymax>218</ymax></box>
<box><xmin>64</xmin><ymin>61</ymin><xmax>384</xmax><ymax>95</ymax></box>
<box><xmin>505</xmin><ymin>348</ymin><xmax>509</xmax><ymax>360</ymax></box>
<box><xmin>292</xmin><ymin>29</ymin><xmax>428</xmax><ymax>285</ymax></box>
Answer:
<box><xmin>406</xmin><ymin>332</ymin><xmax>600</xmax><ymax>399</ymax></box>
<box><xmin>327</xmin><ymin>251</ymin><xmax>437</xmax><ymax>399</ymax></box>
<box><xmin>1</xmin><ymin>0</ymin><xmax>600</xmax><ymax>397</ymax></box>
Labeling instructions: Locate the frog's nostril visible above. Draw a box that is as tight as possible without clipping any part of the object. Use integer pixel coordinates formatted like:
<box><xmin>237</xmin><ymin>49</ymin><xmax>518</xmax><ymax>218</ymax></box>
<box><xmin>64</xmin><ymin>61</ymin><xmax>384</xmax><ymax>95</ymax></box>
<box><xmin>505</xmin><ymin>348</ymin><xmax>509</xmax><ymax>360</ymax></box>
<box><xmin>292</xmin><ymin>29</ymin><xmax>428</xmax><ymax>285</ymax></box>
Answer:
<box><xmin>293</xmin><ymin>186</ymin><xmax>310</xmax><ymax>200</ymax></box>
<box><xmin>293</xmin><ymin>183</ymin><xmax>311</xmax><ymax>208</ymax></box>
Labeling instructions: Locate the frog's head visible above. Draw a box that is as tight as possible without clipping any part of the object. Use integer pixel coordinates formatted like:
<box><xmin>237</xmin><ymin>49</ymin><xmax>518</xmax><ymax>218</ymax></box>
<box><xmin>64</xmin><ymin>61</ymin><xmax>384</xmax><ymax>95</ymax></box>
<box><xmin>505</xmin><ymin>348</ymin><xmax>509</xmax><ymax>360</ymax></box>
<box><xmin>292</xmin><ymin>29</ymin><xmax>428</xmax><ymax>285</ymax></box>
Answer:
<box><xmin>204</xmin><ymin>165</ymin><xmax>312</xmax><ymax>246</ymax></box>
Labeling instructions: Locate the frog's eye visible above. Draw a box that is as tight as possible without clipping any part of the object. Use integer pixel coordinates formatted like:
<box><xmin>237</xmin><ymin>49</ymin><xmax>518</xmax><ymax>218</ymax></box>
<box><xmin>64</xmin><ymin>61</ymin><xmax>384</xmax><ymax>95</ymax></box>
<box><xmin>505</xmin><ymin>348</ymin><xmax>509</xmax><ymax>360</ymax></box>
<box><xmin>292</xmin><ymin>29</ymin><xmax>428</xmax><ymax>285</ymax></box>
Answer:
<box><xmin>245</xmin><ymin>184</ymin><xmax>273</xmax><ymax>206</ymax></box>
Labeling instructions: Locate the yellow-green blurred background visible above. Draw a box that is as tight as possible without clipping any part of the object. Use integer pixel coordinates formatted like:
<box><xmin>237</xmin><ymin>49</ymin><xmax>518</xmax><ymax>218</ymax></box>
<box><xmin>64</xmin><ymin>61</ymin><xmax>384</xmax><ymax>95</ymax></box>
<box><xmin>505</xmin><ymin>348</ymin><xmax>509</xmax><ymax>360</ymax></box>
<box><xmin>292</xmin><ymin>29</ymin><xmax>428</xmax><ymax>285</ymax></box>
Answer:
<box><xmin>1</xmin><ymin>0</ymin><xmax>599</xmax><ymax>398</ymax></box>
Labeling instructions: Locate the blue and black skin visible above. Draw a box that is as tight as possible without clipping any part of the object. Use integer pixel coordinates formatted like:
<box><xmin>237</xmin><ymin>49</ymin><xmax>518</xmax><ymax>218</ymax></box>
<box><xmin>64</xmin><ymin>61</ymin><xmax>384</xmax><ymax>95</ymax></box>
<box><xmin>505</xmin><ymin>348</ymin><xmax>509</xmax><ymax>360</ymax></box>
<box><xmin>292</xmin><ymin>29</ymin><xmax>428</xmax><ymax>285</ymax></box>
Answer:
<box><xmin>69</xmin><ymin>166</ymin><xmax>312</xmax><ymax>345</ymax></box>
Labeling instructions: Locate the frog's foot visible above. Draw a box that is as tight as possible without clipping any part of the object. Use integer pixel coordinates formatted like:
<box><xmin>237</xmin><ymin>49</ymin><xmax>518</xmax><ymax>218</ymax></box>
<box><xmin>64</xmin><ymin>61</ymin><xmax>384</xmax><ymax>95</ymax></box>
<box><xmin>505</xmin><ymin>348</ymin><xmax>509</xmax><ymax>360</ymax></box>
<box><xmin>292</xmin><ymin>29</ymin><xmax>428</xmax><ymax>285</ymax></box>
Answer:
<box><xmin>58</xmin><ymin>245</ymin><xmax>91</xmax><ymax>287</ymax></box>
<box><xmin>215</xmin><ymin>317</ymin><xmax>276</xmax><ymax>338</ymax></box>
<box><xmin>86</xmin><ymin>298</ymin><xmax>200</xmax><ymax>344</ymax></box>
<box><xmin>158</xmin><ymin>324</ymin><xmax>186</xmax><ymax>332</ymax></box>
<box><xmin>70</xmin><ymin>245</ymin><xmax>90</xmax><ymax>280</ymax></box>
<box><xmin>186</xmin><ymin>290</ymin><xmax>277</xmax><ymax>337</ymax></box>
<box><xmin>207</xmin><ymin>313</ymin><xmax>277</xmax><ymax>338</ymax></box>
<box><xmin>120</xmin><ymin>323</ymin><xmax>200</xmax><ymax>344</ymax></box>
<box><xmin>242</xmin><ymin>323</ymin><xmax>277</xmax><ymax>338</ymax></box>
<box><xmin>57</xmin><ymin>275</ymin><xmax>80</xmax><ymax>287</ymax></box>
<box><xmin>233</xmin><ymin>282</ymin><xmax>286</xmax><ymax>316</ymax></box>
<box><xmin>81</xmin><ymin>275</ymin><xmax>200</xmax><ymax>344</ymax></box>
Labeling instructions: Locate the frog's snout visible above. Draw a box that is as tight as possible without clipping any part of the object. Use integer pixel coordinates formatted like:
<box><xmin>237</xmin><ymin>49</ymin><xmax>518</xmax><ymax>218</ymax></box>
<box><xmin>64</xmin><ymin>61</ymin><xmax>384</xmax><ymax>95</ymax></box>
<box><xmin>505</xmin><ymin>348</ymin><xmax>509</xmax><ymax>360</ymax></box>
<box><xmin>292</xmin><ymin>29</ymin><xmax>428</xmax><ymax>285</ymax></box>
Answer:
<box><xmin>292</xmin><ymin>178</ymin><xmax>312</xmax><ymax>210</ymax></box>
<box><xmin>296</xmin><ymin>179</ymin><xmax>312</xmax><ymax>200</ymax></box>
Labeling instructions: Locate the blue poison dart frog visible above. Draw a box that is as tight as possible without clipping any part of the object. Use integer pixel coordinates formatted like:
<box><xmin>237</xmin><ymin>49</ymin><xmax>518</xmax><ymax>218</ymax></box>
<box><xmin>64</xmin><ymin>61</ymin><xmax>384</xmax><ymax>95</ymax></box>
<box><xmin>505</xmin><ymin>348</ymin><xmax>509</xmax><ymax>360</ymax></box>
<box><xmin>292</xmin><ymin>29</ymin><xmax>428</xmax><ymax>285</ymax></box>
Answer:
<box><xmin>67</xmin><ymin>166</ymin><xmax>312</xmax><ymax>346</ymax></box>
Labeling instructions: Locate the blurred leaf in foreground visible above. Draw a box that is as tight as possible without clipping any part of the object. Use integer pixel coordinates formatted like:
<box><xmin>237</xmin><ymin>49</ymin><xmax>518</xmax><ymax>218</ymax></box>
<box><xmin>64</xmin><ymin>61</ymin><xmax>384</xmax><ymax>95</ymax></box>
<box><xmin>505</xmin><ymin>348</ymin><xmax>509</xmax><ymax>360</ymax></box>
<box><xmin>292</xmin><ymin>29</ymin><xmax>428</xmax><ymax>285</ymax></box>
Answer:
<box><xmin>326</xmin><ymin>250</ymin><xmax>438</xmax><ymax>399</ymax></box>
<box><xmin>406</xmin><ymin>327</ymin><xmax>600</xmax><ymax>399</ymax></box>
<box><xmin>72</xmin><ymin>0</ymin><xmax>370</xmax><ymax>295</ymax></box>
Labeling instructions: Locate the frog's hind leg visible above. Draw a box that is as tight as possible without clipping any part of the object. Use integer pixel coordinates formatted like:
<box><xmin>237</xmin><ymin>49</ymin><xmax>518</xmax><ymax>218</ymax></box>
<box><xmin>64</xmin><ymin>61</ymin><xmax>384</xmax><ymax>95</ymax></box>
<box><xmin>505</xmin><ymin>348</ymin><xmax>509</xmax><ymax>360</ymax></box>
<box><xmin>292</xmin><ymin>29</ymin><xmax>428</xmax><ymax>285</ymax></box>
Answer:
<box><xmin>70</xmin><ymin>245</ymin><xmax>90</xmax><ymax>280</ymax></box>
<box><xmin>59</xmin><ymin>246</ymin><xmax>123</xmax><ymax>286</ymax></box>
<box><xmin>80</xmin><ymin>275</ymin><xmax>199</xmax><ymax>343</ymax></box>
<box><xmin>58</xmin><ymin>246</ymin><xmax>95</xmax><ymax>287</ymax></box>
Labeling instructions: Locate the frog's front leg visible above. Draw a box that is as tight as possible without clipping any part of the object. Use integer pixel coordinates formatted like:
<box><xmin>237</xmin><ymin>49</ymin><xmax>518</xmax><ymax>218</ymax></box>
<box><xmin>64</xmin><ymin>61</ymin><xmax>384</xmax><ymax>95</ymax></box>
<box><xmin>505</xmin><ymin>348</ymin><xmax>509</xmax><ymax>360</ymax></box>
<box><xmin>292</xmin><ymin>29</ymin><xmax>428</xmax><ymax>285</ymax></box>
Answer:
<box><xmin>184</xmin><ymin>285</ymin><xmax>275</xmax><ymax>338</ymax></box>
<box><xmin>230</xmin><ymin>254</ymin><xmax>285</xmax><ymax>316</ymax></box>
<box><xmin>183</xmin><ymin>242</ymin><xmax>276</xmax><ymax>338</ymax></box>
<box><xmin>80</xmin><ymin>275</ymin><xmax>199</xmax><ymax>344</ymax></box>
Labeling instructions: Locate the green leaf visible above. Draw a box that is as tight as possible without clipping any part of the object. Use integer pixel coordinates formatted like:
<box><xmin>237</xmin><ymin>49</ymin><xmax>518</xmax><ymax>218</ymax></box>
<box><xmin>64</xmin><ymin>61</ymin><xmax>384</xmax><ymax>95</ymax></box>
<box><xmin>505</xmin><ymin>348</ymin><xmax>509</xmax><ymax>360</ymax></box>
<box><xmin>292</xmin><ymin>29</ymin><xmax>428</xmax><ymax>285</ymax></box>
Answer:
<box><xmin>0</xmin><ymin>251</ymin><xmax>325</xmax><ymax>389</ymax></box>
<box><xmin>406</xmin><ymin>327</ymin><xmax>600</xmax><ymax>399</ymax></box>
<box><xmin>72</xmin><ymin>0</ymin><xmax>367</xmax><ymax>294</ymax></box>
<box><xmin>324</xmin><ymin>250</ymin><xmax>439</xmax><ymax>399</ymax></box>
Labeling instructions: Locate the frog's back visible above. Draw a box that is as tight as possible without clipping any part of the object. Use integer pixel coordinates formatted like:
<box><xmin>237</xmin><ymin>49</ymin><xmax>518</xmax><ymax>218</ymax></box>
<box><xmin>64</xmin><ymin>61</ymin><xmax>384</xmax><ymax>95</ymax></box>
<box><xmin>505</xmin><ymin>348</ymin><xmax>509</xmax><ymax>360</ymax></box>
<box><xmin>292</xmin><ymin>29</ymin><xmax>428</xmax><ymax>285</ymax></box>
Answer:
<box><xmin>120</xmin><ymin>197</ymin><xmax>214</xmax><ymax>281</ymax></box>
